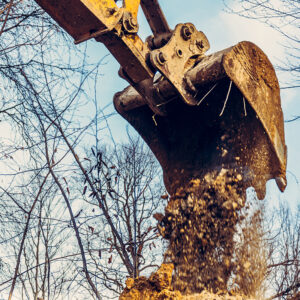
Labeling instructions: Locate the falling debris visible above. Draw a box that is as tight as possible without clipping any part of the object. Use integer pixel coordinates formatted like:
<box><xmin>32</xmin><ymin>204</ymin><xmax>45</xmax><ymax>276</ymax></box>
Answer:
<box><xmin>160</xmin><ymin>169</ymin><xmax>246</xmax><ymax>294</ymax></box>
<box><xmin>121</xmin><ymin>168</ymin><xmax>260</xmax><ymax>299</ymax></box>
<box><xmin>120</xmin><ymin>263</ymin><xmax>256</xmax><ymax>300</ymax></box>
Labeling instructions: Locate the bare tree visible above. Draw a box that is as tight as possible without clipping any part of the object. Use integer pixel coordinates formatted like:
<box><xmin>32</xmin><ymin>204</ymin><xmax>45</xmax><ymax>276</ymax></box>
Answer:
<box><xmin>231</xmin><ymin>198</ymin><xmax>300</xmax><ymax>300</ymax></box>
<box><xmin>266</xmin><ymin>203</ymin><xmax>300</xmax><ymax>300</ymax></box>
<box><xmin>0</xmin><ymin>0</ymin><xmax>123</xmax><ymax>298</ymax></box>
<box><xmin>0</xmin><ymin>167</ymin><xmax>76</xmax><ymax>299</ymax></box>
<box><xmin>0</xmin><ymin>1</ymin><xmax>171</xmax><ymax>299</ymax></box>
<box><xmin>80</xmin><ymin>136</ymin><xmax>165</xmax><ymax>295</ymax></box>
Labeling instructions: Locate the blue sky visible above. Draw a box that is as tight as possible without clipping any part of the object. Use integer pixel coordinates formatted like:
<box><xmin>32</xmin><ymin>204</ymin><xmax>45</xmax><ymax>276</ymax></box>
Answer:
<box><xmin>0</xmin><ymin>2</ymin><xmax>298</xmax><ymax>298</ymax></box>
<box><xmin>85</xmin><ymin>0</ymin><xmax>300</xmax><ymax>209</ymax></box>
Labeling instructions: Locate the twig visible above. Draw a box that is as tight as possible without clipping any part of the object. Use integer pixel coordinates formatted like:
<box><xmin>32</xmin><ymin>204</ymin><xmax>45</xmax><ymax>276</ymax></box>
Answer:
<box><xmin>285</xmin><ymin>116</ymin><xmax>300</xmax><ymax>122</ymax></box>
<box><xmin>8</xmin><ymin>171</ymin><xmax>50</xmax><ymax>300</ymax></box>
<box><xmin>197</xmin><ymin>83</ymin><xmax>218</xmax><ymax>106</ymax></box>
<box><xmin>219</xmin><ymin>80</ymin><xmax>232</xmax><ymax>116</ymax></box>
<box><xmin>43</xmin><ymin>132</ymin><xmax>101</xmax><ymax>300</ymax></box>
<box><xmin>0</xmin><ymin>0</ymin><xmax>14</xmax><ymax>37</ymax></box>
<box><xmin>152</xmin><ymin>114</ymin><xmax>158</xmax><ymax>126</ymax></box>
<box><xmin>243</xmin><ymin>96</ymin><xmax>247</xmax><ymax>116</ymax></box>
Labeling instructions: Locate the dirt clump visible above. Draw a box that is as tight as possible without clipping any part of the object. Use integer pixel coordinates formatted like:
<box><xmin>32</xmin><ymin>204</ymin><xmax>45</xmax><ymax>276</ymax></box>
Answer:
<box><xmin>158</xmin><ymin>168</ymin><xmax>247</xmax><ymax>295</ymax></box>
<box><xmin>120</xmin><ymin>263</ymin><xmax>255</xmax><ymax>300</ymax></box>
<box><xmin>120</xmin><ymin>264</ymin><xmax>181</xmax><ymax>299</ymax></box>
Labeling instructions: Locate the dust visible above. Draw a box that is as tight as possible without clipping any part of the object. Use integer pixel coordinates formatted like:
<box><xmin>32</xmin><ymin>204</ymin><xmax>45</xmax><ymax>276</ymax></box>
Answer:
<box><xmin>158</xmin><ymin>168</ymin><xmax>247</xmax><ymax>295</ymax></box>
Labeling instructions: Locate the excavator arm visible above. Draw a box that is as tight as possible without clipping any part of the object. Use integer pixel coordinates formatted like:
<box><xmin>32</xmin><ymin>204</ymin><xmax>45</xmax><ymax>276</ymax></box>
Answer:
<box><xmin>34</xmin><ymin>0</ymin><xmax>287</xmax><ymax>198</ymax></box>
<box><xmin>35</xmin><ymin>0</ymin><xmax>211</xmax><ymax>113</ymax></box>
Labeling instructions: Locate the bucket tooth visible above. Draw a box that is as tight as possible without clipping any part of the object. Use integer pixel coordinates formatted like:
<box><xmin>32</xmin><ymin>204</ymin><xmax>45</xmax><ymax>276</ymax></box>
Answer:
<box><xmin>114</xmin><ymin>42</ymin><xmax>287</xmax><ymax>199</ymax></box>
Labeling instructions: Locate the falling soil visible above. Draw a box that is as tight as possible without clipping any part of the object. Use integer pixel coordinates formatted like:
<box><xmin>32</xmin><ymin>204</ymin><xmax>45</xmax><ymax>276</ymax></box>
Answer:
<box><xmin>121</xmin><ymin>168</ymin><xmax>259</xmax><ymax>299</ymax></box>
<box><xmin>120</xmin><ymin>264</ymin><xmax>255</xmax><ymax>300</ymax></box>
<box><xmin>160</xmin><ymin>168</ymin><xmax>246</xmax><ymax>295</ymax></box>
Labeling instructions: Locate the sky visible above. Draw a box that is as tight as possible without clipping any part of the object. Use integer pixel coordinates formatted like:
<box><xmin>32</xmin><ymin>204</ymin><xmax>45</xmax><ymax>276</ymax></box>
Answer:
<box><xmin>84</xmin><ymin>0</ymin><xmax>300</xmax><ymax>209</ymax></box>
<box><xmin>0</xmin><ymin>1</ymin><xmax>298</xmax><ymax>298</ymax></box>
<box><xmin>30</xmin><ymin>0</ymin><xmax>289</xmax><ymax>247</ymax></box>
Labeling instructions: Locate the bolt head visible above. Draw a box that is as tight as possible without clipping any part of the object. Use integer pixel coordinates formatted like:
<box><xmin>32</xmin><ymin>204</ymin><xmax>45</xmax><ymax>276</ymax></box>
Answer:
<box><xmin>157</xmin><ymin>52</ymin><xmax>166</xmax><ymax>65</ymax></box>
<box><xmin>130</xmin><ymin>17</ymin><xmax>137</xmax><ymax>27</ymax></box>
<box><xmin>196</xmin><ymin>40</ymin><xmax>204</xmax><ymax>50</ymax></box>
<box><xmin>181</xmin><ymin>25</ymin><xmax>192</xmax><ymax>40</ymax></box>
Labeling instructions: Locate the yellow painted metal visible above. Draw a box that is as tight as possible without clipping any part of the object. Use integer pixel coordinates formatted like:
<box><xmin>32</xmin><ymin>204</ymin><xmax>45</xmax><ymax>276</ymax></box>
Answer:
<box><xmin>35</xmin><ymin>0</ymin><xmax>108</xmax><ymax>40</ymax></box>
<box><xmin>96</xmin><ymin>28</ymin><xmax>153</xmax><ymax>82</ymax></box>
<box><xmin>80</xmin><ymin>0</ymin><xmax>122</xmax><ymax>30</ymax></box>
<box><xmin>123</xmin><ymin>0</ymin><xmax>141</xmax><ymax>18</ymax></box>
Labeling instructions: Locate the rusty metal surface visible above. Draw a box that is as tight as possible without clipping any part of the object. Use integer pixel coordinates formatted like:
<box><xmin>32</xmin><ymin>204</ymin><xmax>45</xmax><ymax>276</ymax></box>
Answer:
<box><xmin>96</xmin><ymin>32</ymin><xmax>153</xmax><ymax>83</ymax></box>
<box><xmin>35</xmin><ymin>0</ymin><xmax>118</xmax><ymax>41</ymax></box>
<box><xmin>150</xmin><ymin>23</ymin><xmax>210</xmax><ymax>106</ymax></box>
<box><xmin>80</xmin><ymin>0</ymin><xmax>121</xmax><ymax>29</ymax></box>
<box><xmin>222</xmin><ymin>42</ymin><xmax>286</xmax><ymax>186</ymax></box>
<box><xmin>123</xmin><ymin>0</ymin><xmax>141</xmax><ymax>18</ymax></box>
<box><xmin>140</xmin><ymin>0</ymin><xmax>171</xmax><ymax>35</ymax></box>
<box><xmin>34</xmin><ymin>0</ymin><xmax>206</xmax><ymax>114</ymax></box>
<box><xmin>114</xmin><ymin>42</ymin><xmax>287</xmax><ymax>198</ymax></box>
<box><xmin>35</xmin><ymin>0</ymin><xmax>153</xmax><ymax>82</ymax></box>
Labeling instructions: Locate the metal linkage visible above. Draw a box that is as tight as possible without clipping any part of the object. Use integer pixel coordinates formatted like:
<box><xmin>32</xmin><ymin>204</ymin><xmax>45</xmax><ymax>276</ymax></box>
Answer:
<box><xmin>35</xmin><ymin>0</ymin><xmax>212</xmax><ymax>115</ymax></box>
<box><xmin>150</xmin><ymin>23</ymin><xmax>210</xmax><ymax>106</ymax></box>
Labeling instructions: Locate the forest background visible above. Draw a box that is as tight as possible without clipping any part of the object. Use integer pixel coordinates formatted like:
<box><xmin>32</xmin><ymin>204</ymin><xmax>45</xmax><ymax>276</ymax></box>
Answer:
<box><xmin>0</xmin><ymin>0</ymin><xmax>299</xmax><ymax>299</ymax></box>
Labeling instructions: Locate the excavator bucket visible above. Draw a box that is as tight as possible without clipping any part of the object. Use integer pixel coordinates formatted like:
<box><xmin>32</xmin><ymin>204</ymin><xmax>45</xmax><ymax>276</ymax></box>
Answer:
<box><xmin>114</xmin><ymin>41</ymin><xmax>287</xmax><ymax>199</ymax></box>
<box><xmin>34</xmin><ymin>0</ymin><xmax>287</xmax><ymax>199</ymax></box>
